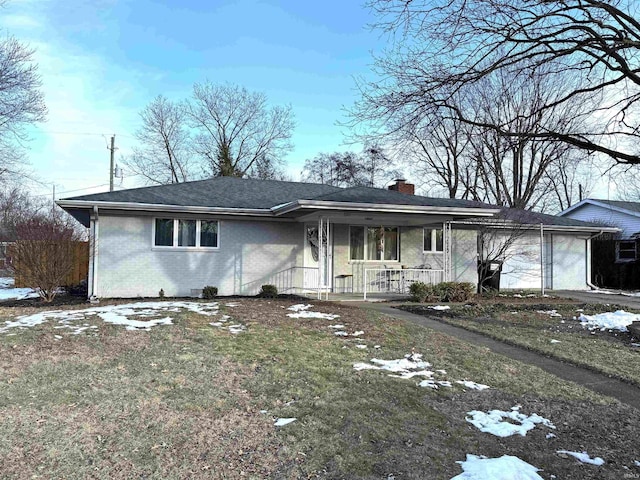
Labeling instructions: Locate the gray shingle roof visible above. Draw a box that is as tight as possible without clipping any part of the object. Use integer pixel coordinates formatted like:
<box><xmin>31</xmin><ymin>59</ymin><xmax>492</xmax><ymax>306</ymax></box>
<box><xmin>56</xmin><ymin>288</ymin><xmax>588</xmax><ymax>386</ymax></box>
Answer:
<box><xmin>590</xmin><ymin>199</ymin><xmax>640</xmax><ymax>214</ymax></box>
<box><xmin>64</xmin><ymin>177</ymin><xmax>491</xmax><ymax>210</ymax></box>
<box><xmin>65</xmin><ymin>177</ymin><xmax>343</xmax><ymax>209</ymax></box>
<box><xmin>62</xmin><ymin>177</ymin><xmax>611</xmax><ymax>229</ymax></box>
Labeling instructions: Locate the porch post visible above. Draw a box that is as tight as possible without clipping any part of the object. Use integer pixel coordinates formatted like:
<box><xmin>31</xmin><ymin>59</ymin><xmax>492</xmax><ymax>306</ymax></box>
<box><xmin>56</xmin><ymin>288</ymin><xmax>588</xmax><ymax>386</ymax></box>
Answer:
<box><xmin>444</xmin><ymin>221</ymin><xmax>452</xmax><ymax>282</ymax></box>
<box><xmin>317</xmin><ymin>216</ymin><xmax>323</xmax><ymax>300</ymax></box>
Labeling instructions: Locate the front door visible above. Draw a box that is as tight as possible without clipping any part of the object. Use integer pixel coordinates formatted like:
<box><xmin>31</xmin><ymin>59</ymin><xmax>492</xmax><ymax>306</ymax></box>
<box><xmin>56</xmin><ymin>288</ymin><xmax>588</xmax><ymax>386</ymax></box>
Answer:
<box><xmin>303</xmin><ymin>223</ymin><xmax>332</xmax><ymax>290</ymax></box>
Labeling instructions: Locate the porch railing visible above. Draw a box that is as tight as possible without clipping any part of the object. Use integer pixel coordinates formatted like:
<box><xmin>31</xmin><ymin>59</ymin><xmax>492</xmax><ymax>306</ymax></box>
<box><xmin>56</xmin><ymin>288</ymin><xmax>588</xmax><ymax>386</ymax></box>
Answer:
<box><xmin>363</xmin><ymin>268</ymin><xmax>445</xmax><ymax>300</ymax></box>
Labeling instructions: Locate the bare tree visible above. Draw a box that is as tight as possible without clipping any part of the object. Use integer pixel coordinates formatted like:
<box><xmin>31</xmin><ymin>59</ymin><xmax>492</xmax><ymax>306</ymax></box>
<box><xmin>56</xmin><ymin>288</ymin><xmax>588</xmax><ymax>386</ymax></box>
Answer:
<box><xmin>360</xmin><ymin>0</ymin><xmax>640</xmax><ymax>164</ymax></box>
<box><xmin>301</xmin><ymin>146</ymin><xmax>400</xmax><ymax>188</ymax></box>
<box><xmin>124</xmin><ymin>95</ymin><xmax>193</xmax><ymax>185</ymax></box>
<box><xmin>380</xmin><ymin>64</ymin><xmax>593</xmax><ymax>211</ymax></box>
<box><xmin>9</xmin><ymin>214</ymin><xmax>83</xmax><ymax>302</ymax></box>
<box><xmin>0</xmin><ymin>36</ymin><xmax>47</xmax><ymax>183</ymax></box>
<box><xmin>188</xmin><ymin>82</ymin><xmax>294</xmax><ymax>177</ymax></box>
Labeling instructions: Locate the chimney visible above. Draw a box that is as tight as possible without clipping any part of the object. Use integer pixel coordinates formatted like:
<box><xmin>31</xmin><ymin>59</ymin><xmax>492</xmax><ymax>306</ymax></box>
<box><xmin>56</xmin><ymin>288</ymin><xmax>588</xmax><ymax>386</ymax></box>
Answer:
<box><xmin>388</xmin><ymin>178</ymin><xmax>415</xmax><ymax>195</ymax></box>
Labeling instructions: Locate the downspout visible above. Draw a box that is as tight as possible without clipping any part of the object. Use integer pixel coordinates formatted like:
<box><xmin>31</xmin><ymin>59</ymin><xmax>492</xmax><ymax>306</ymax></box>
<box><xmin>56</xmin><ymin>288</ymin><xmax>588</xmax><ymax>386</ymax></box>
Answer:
<box><xmin>90</xmin><ymin>206</ymin><xmax>99</xmax><ymax>301</ymax></box>
<box><xmin>585</xmin><ymin>230</ymin><xmax>605</xmax><ymax>290</ymax></box>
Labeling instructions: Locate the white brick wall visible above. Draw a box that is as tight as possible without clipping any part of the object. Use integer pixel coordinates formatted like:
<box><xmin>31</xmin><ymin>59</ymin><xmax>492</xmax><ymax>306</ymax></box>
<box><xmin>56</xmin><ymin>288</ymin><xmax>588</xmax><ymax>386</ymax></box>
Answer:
<box><xmin>95</xmin><ymin>215</ymin><xmax>304</xmax><ymax>297</ymax></box>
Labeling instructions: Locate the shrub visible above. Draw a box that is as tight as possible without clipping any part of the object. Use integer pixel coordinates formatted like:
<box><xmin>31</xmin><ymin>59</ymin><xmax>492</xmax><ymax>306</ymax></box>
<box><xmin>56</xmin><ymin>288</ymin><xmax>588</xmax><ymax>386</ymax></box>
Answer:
<box><xmin>64</xmin><ymin>280</ymin><xmax>88</xmax><ymax>297</ymax></box>
<box><xmin>202</xmin><ymin>286</ymin><xmax>218</xmax><ymax>299</ymax></box>
<box><xmin>409</xmin><ymin>282</ymin><xmax>431</xmax><ymax>302</ymax></box>
<box><xmin>259</xmin><ymin>284</ymin><xmax>278</xmax><ymax>298</ymax></box>
<box><xmin>159</xmin><ymin>288</ymin><xmax>165</xmax><ymax>298</ymax></box>
<box><xmin>409</xmin><ymin>281</ymin><xmax>475</xmax><ymax>303</ymax></box>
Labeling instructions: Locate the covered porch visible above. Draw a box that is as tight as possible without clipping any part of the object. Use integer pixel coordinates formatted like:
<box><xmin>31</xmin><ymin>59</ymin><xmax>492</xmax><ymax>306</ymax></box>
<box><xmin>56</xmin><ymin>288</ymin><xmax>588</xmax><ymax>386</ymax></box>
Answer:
<box><xmin>297</xmin><ymin>214</ymin><xmax>455</xmax><ymax>299</ymax></box>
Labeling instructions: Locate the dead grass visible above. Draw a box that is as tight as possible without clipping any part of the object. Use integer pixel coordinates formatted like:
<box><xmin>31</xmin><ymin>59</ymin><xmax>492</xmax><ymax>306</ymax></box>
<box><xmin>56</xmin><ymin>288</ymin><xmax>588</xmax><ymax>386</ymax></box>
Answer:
<box><xmin>0</xmin><ymin>296</ymin><xmax>639</xmax><ymax>479</ymax></box>
<box><xmin>402</xmin><ymin>301</ymin><xmax>640</xmax><ymax>386</ymax></box>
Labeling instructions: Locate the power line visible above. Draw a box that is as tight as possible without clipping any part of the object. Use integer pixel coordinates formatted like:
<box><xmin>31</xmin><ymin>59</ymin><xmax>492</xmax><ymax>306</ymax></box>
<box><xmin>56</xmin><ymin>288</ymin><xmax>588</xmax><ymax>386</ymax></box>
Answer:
<box><xmin>31</xmin><ymin>183</ymin><xmax>111</xmax><ymax>198</ymax></box>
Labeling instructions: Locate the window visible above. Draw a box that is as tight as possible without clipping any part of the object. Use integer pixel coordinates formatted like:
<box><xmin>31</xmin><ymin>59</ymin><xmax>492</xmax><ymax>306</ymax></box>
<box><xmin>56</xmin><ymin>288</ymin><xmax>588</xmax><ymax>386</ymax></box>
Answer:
<box><xmin>178</xmin><ymin>220</ymin><xmax>196</xmax><ymax>247</ymax></box>
<box><xmin>154</xmin><ymin>219</ymin><xmax>219</xmax><ymax>248</ymax></box>
<box><xmin>200</xmin><ymin>220</ymin><xmax>218</xmax><ymax>247</ymax></box>
<box><xmin>349</xmin><ymin>226</ymin><xmax>399</xmax><ymax>261</ymax></box>
<box><xmin>155</xmin><ymin>219</ymin><xmax>174</xmax><ymax>246</ymax></box>
<box><xmin>616</xmin><ymin>240</ymin><xmax>637</xmax><ymax>262</ymax></box>
<box><xmin>423</xmin><ymin>227</ymin><xmax>444</xmax><ymax>252</ymax></box>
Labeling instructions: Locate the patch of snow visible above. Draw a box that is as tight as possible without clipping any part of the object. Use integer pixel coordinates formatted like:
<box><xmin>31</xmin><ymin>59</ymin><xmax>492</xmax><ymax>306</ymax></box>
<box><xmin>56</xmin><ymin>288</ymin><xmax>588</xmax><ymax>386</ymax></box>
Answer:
<box><xmin>328</xmin><ymin>324</ymin><xmax>345</xmax><ymax>329</ymax></box>
<box><xmin>546</xmin><ymin>433</ymin><xmax>557</xmax><ymax>439</ymax></box>
<box><xmin>631</xmin><ymin>343</ymin><xmax>640</xmax><ymax>348</ymax></box>
<box><xmin>634</xmin><ymin>460</ymin><xmax>640</xmax><ymax>467</ymax></box>
<box><xmin>225</xmin><ymin>303</ymin><xmax>239</xmax><ymax>307</ymax></box>
<box><xmin>334</xmin><ymin>331</ymin><xmax>349</xmax><ymax>337</ymax></box>
<box><xmin>537</xmin><ymin>310</ymin><xmax>562</xmax><ymax>317</ymax></box>
<box><xmin>466</xmin><ymin>405</ymin><xmax>555</xmax><ymax>437</ymax></box>
<box><xmin>274</xmin><ymin>418</ymin><xmax>296</xmax><ymax>427</ymax></box>
<box><xmin>351</xmin><ymin>330</ymin><xmax>364</xmax><ymax>336</ymax></box>
<box><xmin>429</xmin><ymin>305</ymin><xmax>450</xmax><ymax>311</ymax></box>
<box><xmin>0</xmin><ymin>301</ymin><xmax>220</xmax><ymax>335</ymax></box>
<box><xmin>287</xmin><ymin>311</ymin><xmax>340</xmax><ymax>320</ymax></box>
<box><xmin>287</xmin><ymin>304</ymin><xmax>313</xmax><ymax>312</ymax></box>
<box><xmin>557</xmin><ymin>450</ymin><xmax>604</xmax><ymax>466</ymax></box>
<box><xmin>0</xmin><ymin>277</ymin><xmax>39</xmax><ymax>301</ymax></box>
<box><xmin>437</xmin><ymin>381</ymin><xmax>452</xmax><ymax>387</ymax></box>
<box><xmin>579</xmin><ymin>310</ymin><xmax>639</xmax><ymax>332</ymax></box>
<box><xmin>355</xmin><ymin>344</ymin><xmax>367</xmax><ymax>349</ymax></box>
<box><xmin>373</xmin><ymin>345</ymin><xmax>381</xmax><ymax>349</ymax></box>
<box><xmin>451</xmin><ymin>454</ymin><xmax>543</xmax><ymax>480</ymax></box>
<box><xmin>456</xmin><ymin>380</ymin><xmax>490</xmax><ymax>391</ymax></box>
<box><xmin>550</xmin><ymin>339</ymin><xmax>561</xmax><ymax>344</ymax></box>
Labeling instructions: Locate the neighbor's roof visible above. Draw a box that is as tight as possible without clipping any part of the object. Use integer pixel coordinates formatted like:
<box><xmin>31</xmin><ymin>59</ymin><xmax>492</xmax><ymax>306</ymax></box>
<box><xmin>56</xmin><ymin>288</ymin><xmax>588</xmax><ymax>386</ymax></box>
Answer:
<box><xmin>560</xmin><ymin>198</ymin><xmax>640</xmax><ymax>218</ymax></box>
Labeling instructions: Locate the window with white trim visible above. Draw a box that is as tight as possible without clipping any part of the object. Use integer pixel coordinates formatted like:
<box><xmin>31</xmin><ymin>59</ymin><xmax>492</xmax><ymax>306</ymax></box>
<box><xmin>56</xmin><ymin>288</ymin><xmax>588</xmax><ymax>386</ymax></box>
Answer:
<box><xmin>349</xmin><ymin>226</ymin><xmax>399</xmax><ymax>261</ymax></box>
<box><xmin>616</xmin><ymin>240</ymin><xmax>637</xmax><ymax>262</ymax></box>
<box><xmin>154</xmin><ymin>219</ymin><xmax>219</xmax><ymax>248</ymax></box>
<box><xmin>423</xmin><ymin>227</ymin><xmax>443</xmax><ymax>252</ymax></box>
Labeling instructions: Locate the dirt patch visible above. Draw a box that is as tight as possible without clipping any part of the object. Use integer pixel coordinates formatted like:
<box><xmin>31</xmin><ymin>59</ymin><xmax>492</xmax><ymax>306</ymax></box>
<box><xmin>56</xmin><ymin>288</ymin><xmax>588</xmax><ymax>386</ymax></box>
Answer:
<box><xmin>427</xmin><ymin>389</ymin><xmax>639</xmax><ymax>480</ymax></box>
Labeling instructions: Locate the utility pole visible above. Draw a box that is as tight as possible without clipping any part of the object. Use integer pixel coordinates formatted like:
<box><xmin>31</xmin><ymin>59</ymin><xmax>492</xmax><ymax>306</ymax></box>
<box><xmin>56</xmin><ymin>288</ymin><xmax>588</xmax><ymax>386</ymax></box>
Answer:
<box><xmin>109</xmin><ymin>135</ymin><xmax>116</xmax><ymax>192</ymax></box>
<box><xmin>52</xmin><ymin>184</ymin><xmax>56</xmax><ymax>216</ymax></box>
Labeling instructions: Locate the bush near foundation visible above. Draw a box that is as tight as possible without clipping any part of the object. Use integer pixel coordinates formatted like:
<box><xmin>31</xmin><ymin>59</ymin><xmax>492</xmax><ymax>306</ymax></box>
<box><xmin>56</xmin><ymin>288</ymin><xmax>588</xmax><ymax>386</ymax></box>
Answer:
<box><xmin>259</xmin><ymin>284</ymin><xmax>278</xmax><ymax>298</ymax></box>
<box><xmin>202</xmin><ymin>286</ymin><xmax>218</xmax><ymax>299</ymax></box>
<box><xmin>409</xmin><ymin>281</ymin><xmax>474</xmax><ymax>303</ymax></box>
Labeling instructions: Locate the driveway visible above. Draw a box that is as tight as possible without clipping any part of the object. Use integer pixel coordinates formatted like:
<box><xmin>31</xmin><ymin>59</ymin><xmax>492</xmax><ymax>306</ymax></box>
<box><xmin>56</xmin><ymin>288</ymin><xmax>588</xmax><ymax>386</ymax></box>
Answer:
<box><xmin>554</xmin><ymin>290</ymin><xmax>640</xmax><ymax>309</ymax></box>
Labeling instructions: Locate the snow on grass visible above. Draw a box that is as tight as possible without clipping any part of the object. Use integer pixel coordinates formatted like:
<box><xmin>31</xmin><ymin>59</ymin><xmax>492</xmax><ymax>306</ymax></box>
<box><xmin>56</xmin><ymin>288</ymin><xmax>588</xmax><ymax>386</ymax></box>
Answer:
<box><xmin>456</xmin><ymin>380</ymin><xmax>490</xmax><ymax>391</ymax></box>
<box><xmin>0</xmin><ymin>301</ymin><xmax>221</xmax><ymax>335</ymax></box>
<box><xmin>287</xmin><ymin>310</ymin><xmax>340</xmax><ymax>320</ymax></box>
<box><xmin>451</xmin><ymin>454</ymin><xmax>544</xmax><ymax>480</ymax></box>
<box><xmin>550</xmin><ymin>339</ymin><xmax>561</xmax><ymax>344</ymax></box>
<box><xmin>354</xmin><ymin>353</ymin><xmax>489</xmax><ymax>391</ymax></box>
<box><xmin>537</xmin><ymin>310</ymin><xmax>562</xmax><ymax>317</ymax></box>
<box><xmin>287</xmin><ymin>304</ymin><xmax>313</xmax><ymax>312</ymax></box>
<box><xmin>0</xmin><ymin>277</ymin><xmax>39</xmax><ymax>301</ymax></box>
<box><xmin>579</xmin><ymin>310</ymin><xmax>639</xmax><ymax>332</ymax></box>
<box><xmin>429</xmin><ymin>305</ymin><xmax>450</xmax><ymax>311</ymax></box>
<box><xmin>466</xmin><ymin>405</ymin><xmax>555</xmax><ymax>437</ymax></box>
<box><xmin>274</xmin><ymin>418</ymin><xmax>296</xmax><ymax>427</ymax></box>
<box><xmin>209</xmin><ymin>314</ymin><xmax>246</xmax><ymax>334</ymax></box>
<box><xmin>328</xmin><ymin>324</ymin><xmax>345</xmax><ymax>329</ymax></box>
<box><xmin>557</xmin><ymin>450</ymin><xmax>604</xmax><ymax>466</ymax></box>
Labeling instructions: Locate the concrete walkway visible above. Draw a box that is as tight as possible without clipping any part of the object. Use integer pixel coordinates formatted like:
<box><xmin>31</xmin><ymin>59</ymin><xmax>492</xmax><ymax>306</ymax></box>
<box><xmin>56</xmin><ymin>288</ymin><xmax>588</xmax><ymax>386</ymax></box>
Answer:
<box><xmin>554</xmin><ymin>290</ymin><xmax>640</xmax><ymax>310</ymax></box>
<box><xmin>358</xmin><ymin>302</ymin><xmax>640</xmax><ymax>410</ymax></box>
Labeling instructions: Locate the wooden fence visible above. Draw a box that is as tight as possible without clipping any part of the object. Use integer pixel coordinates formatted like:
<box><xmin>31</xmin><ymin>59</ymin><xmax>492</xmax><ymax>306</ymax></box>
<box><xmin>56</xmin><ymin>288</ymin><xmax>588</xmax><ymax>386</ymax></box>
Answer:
<box><xmin>9</xmin><ymin>241</ymin><xmax>89</xmax><ymax>288</ymax></box>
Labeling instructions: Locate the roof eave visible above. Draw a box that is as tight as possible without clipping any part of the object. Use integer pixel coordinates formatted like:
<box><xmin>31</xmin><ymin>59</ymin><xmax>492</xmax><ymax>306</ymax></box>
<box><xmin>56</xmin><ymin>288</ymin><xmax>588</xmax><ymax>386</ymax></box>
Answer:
<box><xmin>56</xmin><ymin>200</ymin><xmax>274</xmax><ymax>217</ymax></box>
<box><xmin>272</xmin><ymin>199</ymin><xmax>501</xmax><ymax>216</ymax></box>
<box><xmin>560</xmin><ymin>199</ymin><xmax>640</xmax><ymax>219</ymax></box>
<box><xmin>451</xmin><ymin>219</ymin><xmax>620</xmax><ymax>233</ymax></box>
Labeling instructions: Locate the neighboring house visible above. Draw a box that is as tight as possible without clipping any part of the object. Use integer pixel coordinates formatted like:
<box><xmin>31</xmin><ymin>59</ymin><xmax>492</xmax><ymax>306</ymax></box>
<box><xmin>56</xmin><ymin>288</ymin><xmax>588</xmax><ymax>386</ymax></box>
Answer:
<box><xmin>56</xmin><ymin>178</ymin><xmax>615</xmax><ymax>298</ymax></box>
<box><xmin>560</xmin><ymin>199</ymin><xmax>640</xmax><ymax>288</ymax></box>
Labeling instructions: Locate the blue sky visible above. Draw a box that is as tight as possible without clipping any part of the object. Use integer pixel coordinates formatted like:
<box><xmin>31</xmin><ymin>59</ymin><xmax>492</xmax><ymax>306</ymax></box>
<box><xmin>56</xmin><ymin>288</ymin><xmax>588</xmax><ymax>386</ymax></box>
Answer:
<box><xmin>2</xmin><ymin>0</ymin><xmax>381</xmax><ymax>198</ymax></box>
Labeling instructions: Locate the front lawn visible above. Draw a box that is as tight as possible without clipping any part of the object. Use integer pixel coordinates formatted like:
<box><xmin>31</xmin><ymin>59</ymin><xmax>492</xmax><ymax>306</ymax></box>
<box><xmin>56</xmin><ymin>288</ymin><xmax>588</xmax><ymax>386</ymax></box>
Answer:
<box><xmin>400</xmin><ymin>298</ymin><xmax>640</xmax><ymax>387</ymax></box>
<box><xmin>1</xmin><ymin>297</ymin><xmax>639</xmax><ymax>479</ymax></box>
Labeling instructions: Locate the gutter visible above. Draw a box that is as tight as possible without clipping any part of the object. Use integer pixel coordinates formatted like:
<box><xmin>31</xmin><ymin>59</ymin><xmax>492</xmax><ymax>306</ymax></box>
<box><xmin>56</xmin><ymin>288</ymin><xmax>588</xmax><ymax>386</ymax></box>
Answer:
<box><xmin>56</xmin><ymin>200</ymin><xmax>273</xmax><ymax>217</ymax></box>
<box><xmin>448</xmin><ymin>220</ymin><xmax>620</xmax><ymax>235</ymax></box>
<box><xmin>90</xmin><ymin>206</ymin><xmax>99</xmax><ymax>301</ymax></box>
<box><xmin>272</xmin><ymin>199</ymin><xmax>501</xmax><ymax>217</ymax></box>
